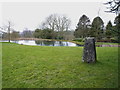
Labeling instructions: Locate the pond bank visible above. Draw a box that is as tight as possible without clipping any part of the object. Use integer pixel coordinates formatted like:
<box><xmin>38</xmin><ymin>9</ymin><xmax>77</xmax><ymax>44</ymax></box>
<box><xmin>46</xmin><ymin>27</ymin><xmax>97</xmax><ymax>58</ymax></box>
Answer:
<box><xmin>1</xmin><ymin>38</ymin><xmax>120</xmax><ymax>47</ymax></box>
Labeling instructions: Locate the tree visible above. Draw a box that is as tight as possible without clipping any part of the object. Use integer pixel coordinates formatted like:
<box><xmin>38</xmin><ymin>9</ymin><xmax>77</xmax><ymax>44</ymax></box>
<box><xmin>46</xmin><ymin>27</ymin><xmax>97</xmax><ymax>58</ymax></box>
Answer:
<box><xmin>55</xmin><ymin>15</ymin><xmax>71</xmax><ymax>39</ymax></box>
<box><xmin>34</xmin><ymin>29</ymin><xmax>42</xmax><ymax>38</ymax></box>
<box><xmin>105</xmin><ymin>21</ymin><xmax>113</xmax><ymax>38</ymax></box>
<box><xmin>11</xmin><ymin>31</ymin><xmax>20</xmax><ymax>40</ymax></box>
<box><xmin>0</xmin><ymin>28</ymin><xmax>5</xmax><ymax>39</ymax></box>
<box><xmin>115</xmin><ymin>14</ymin><xmax>120</xmax><ymax>30</ymax></box>
<box><xmin>104</xmin><ymin>0</ymin><xmax>120</xmax><ymax>14</ymax></box>
<box><xmin>63</xmin><ymin>31</ymin><xmax>75</xmax><ymax>40</ymax></box>
<box><xmin>42</xmin><ymin>29</ymin><xmax>55</xmax><ymax>39</ymax></box>
<box><xmin>104</xmin><ymin>0</ymin><xmax>120</xmax><ymax>42</ymax></box>
<box><xmin>34</xmin><ymin>28</ymin><xmax>56</xmax><ymax>39</ymax></box>
<box><xmin>21</xmin><ymin>28</ymin><xmax>34</xmax><ymax>38</ymax></box>
<box><xmin>114</xmin><ymin>14</ymin><xmax>120</xmax><ymax>42</ymax></box>
<box><xmin>40</xmin><ymin>14</ymin><xmax>71</xmax><ymax>39</ymax></box>
<box><xmin>40</xmin><ymin>14</ymin><xmax>57</xmax><ymax>30</ymax></box>
<box><xmin>106</xmin><ymin>21</ymin><xmax>113</xmax><ymax>30</ymax></box>
<box><xmin>0</xmin><ymin>21</ymin><xmax>14</xmax><ymax>42</ymax></box>
<box><xmin>74</xmin><ymin>15</ymin><xmax>90</xmax><ymax>38</ymax></box>
<box><xmin>91</xmin><ymin>16</ymin><xmax>104</xmax><ymax>40</ymax></box>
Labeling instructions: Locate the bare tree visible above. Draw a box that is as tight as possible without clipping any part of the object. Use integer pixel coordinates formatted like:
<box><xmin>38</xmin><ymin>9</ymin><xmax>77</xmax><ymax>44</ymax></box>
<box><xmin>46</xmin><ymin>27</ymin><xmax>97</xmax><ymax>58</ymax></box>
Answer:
<box><xmin>40</xmin><ymin>14</ymin><xmax>57</xmax><ymax>30</ymax></box>
<box><xmin>0</xmin><ymin>21</ymin><xmax>14</xmax><ymax>42</ymax></box>
<box><xmin>46</xmin><ymin>14</ymin><xmax>56</xmax><ymax>31</ymax></box>
<box><xmin>55</xmin><ymin>15</ymin><xmax>71</xmax><ymax>39</ymax></box>
<box><xmin>55</xmin><ymin>15</ymin><xmax>71</xmax><ymax>31</ymax></box>
<box><xmin>40</xmin><ymin>14</ymin><xmax>71</xmax><ymax>39</ymax></box>
<box><xmin>41</xmin><ymin>14</ymin><xmax>71</xmax><ymax>31</ymax></box>
<box><xmin>8</xmin><ymin>21</ymin><xmax>12</xmax><ymax>42</ymax></box>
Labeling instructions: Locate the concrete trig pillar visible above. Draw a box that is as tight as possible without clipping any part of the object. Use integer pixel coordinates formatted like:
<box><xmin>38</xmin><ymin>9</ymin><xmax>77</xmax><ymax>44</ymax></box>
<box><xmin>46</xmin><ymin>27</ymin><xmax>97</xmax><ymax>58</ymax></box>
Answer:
<box><xmin>82</xmin><ymin>37</ymin><xmax>96</xmax><ymax>63</ymax></box>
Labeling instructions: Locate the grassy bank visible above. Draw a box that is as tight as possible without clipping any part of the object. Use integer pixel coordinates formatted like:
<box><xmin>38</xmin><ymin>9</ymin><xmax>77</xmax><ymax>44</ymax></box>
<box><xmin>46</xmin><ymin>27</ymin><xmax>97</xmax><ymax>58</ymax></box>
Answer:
<box><xmin>2</xmin><ymin>42</ymin><xmax>118</xmax><ymax>88</ymax></box>
<box><xmin>71</xmin><ymin>41</ymin><xmax>119</xmax><ymax>46</ymax></box>
<box><xmin>5</xmin><ymin>38</ymin><xmax>119</xmax><ymax>46</ymax></box>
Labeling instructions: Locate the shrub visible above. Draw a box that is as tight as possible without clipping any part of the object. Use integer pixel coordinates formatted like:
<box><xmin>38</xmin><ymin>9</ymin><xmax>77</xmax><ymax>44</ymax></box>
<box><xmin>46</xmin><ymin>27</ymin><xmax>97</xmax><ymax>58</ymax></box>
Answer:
<box><xmin>110</xmin><ymin>38</ymin><xmax>119</xmax><ymax>43</ymax></box>
<box><xmin>73</xmin><ymin>38</ymin><xmax>83</xmax><ymax>42</ymax></box>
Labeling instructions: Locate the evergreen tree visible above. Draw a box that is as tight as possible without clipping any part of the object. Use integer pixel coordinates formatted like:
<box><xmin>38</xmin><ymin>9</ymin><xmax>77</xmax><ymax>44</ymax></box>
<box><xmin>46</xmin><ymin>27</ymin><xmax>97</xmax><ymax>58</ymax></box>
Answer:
<box><xmin>74</xmin><ymin>14</ymin><xmax>90</xmax><ymax>38</ymax></box>
<box><xmin>105</xmin><ymin>21</ymin><xmax>113</xmax><ymax>38</ymax></box>
<box><xmin>114</xmin><ymin>14</ymin><xmax>120</xmax><ymax>42</ymax></box>
<box><xmin>91</xmin><ymin>16</ymin><xmax>104</xmax><ymax>40</ymax></box>
<box><xmin>114</xmin><ymin>14</ymin><xmax>120</xmax><ymax>33</ymax></box>
<box><xmin>34</xmin><ymin>29</ymin><xmax>43</xmax><ymax>38</ymax></box>
<box><xmin>104</xmin><ymin>0</ymin><xmax>120</xmax><ymax>42</ymax></box>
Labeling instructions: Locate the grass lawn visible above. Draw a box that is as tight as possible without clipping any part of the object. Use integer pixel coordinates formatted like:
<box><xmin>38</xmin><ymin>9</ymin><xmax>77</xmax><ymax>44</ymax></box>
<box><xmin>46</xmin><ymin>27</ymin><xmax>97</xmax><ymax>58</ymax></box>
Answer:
<box><xmin>71</xmin><ymin>41</ymin><xmax>119</xmax><ymax>46</ymax></box>
<box><xmin>2</xmin><ymin>42</ymin><xmax>118</xmax><ymax>88</ymax></box>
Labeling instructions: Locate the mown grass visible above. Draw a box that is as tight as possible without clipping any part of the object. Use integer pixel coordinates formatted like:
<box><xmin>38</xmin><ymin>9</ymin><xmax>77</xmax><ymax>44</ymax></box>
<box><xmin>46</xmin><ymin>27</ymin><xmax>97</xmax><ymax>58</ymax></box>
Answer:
<box><xmin>2</xmin><ymin>42</ymin><xmax>118</xmax><ymax>88</ymax></box>
<box><xmin>0</xmin><ymin>42</ymin><xmax>2</xmax><ymax>90</ymax></box>
<box><xmin>95</xmin><ymin>42</ymin><xmax>119</xmax><ymax>45</ymax></box>
<box><xmin>71</xmin><ymin>41</ymin><xmax>118</xmax><ymax>46</ymax></box>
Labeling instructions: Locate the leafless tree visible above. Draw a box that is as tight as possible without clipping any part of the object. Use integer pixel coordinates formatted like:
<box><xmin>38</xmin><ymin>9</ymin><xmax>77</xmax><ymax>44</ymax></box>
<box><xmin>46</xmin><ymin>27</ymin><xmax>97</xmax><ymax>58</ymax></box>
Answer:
<box><xmin>40</xmin><ymin>14</ymin><xmax>71</xmax><ymax>39</ymax></box>
<box><xmin>40</xmin><ymin>14</ymin><xmax>57</xmax><ymax>30</ymax></box>
<box><xmin>0</xmin><ymin>21</ymin><xmax>14</xmax><ymax>42</ymax></box>
<box><xmin>7</xmin><ymin>21</ymin><xmax>12</xmax><ymax>42</ymax></box>
<box><xmin>55</xmin><ymin>15</ymin><xmax>71</xmax><ymax>31</ymax></box>
<box><xmin>41</xmin><ymin>14</ymin><xmax>71</xmax><ymax>31</ymax></box>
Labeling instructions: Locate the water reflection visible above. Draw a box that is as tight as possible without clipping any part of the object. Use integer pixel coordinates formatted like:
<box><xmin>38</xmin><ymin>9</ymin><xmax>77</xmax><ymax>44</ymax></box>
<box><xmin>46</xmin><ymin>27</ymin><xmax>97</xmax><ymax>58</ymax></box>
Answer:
<box><xmin>17</xmin><ymin>40</ymin><xmax>36</xmax><ymax>45</ymax></box>
<box><xmin>2</xmin><ymin>40</ymin><xmax>80</xmax><ymax>46</ymax></box>
<box><xmin>35</xmin><ymin>40</ymin><xmax>79</xmax><ymax>46</ymax></box>
<box><xmin>1</xmin><ymin>40</ymin><xmax>118</xmax><ymax>47</ymax></box>
<box><xmin>0</xmin><ymin>40</ymin><xmax>81</xmax><ymax>46</ymax></box>
<box><xmin>35</xmin><ymin>40</ymin><xmax>56</xmax><ymax>46</ymax></box>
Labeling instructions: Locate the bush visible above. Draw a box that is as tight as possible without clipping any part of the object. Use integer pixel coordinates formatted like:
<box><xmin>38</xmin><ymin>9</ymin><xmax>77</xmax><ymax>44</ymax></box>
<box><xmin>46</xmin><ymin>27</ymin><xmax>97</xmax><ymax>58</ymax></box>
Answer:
<box><xmin>110</xmin><ymin>38</ymin><xmax>119</xmax><ymax>43</ymax></box>
<box><xmin>73</xmin><ymin>38</ymin><xmax>84</xmax><ymax>42</ymax></box>
<box><xmin>96</xmin><ymin>37</ymin><xmax>119</xmax><ymax>43</ymax></box>
<box><xmin>82</xmin><ymin>38</ymin><xmax>85</xmax><ymax>42</ymax></box>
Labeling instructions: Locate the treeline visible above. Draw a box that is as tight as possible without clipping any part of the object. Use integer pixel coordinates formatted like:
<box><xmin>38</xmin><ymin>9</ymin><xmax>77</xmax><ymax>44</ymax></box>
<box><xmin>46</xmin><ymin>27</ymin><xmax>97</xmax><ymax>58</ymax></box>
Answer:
<box><xmin>74</xmin><ymin>14</ymin><xmax>119</xmax><ymax>42</ymax></box>
<box><xmin>1</xmin><ymin>13</ymin><xmax>119</xmax><ymax>42</ymax></box>
<box><xmin>2</xmin><ymin>28</ymin><xmax>34</xmax><ymax>40</ymax></box>
<box><xmin>34</xmin><ymin>14</ymin><xmax>74</xmax><ymax>40</ymax></box>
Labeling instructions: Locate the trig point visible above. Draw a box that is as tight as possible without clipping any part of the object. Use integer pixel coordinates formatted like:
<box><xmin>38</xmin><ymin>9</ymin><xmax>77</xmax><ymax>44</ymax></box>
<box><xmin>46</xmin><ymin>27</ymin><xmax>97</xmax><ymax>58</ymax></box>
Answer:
<box><xmin>82</xmin><ymin>37</ymin><xmax>96</xmax><ymax>63</ymax></box>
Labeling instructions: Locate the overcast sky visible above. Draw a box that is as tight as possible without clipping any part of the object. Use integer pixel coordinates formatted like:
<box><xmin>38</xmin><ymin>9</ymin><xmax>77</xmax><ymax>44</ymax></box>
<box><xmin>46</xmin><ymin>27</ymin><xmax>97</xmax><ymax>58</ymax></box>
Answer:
<box><xmin>1</xmin><ymin>1</ymin><xmax>116</xmax><ymax>32</ymax></box>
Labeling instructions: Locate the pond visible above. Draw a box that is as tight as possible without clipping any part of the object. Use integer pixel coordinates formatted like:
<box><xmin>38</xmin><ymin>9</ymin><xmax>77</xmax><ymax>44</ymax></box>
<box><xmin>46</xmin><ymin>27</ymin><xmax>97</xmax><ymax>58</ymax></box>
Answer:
<box><xmin>1</xmin><ymin>40</ymin><xmax>81</xmax><ymax>47</ymax></box>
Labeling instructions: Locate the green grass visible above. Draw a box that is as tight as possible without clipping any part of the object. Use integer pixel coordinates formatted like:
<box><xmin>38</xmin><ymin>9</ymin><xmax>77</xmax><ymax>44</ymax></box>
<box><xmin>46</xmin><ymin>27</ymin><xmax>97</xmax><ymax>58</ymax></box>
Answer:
<box><xmin>95</xmin><ymin>42</ymin><xmax>119</xmax><ymax>45</ymax></box>
<box><xmin>72</xmin><ymin>41</ymin><xmax>119</xmax><ymax>46</ymax></box>
<box><xmin>0</xmin><ymin>42</ymin><xmax>2</xmax><ymax>90</ymax></box>
<box><xmin>2</xmin><ymin>42</ymin><xmax>118</xmax><ymax>88</ymax></box>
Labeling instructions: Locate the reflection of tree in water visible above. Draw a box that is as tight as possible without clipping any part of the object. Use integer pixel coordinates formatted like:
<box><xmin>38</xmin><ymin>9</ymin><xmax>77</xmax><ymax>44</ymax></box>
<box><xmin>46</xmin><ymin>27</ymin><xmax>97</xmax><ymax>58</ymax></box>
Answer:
<box><xmin>66</xmin><ymin>42</ymin><xmax>69</xmax><ymax>46</ymax></box>
<box><xmin>35</xmin><ymin>40</ymin><xmax>43</xmax><ymax>45</ymax></box>
<box><xmin>35</xmin><ymin>40</ymin><xmax>55</xmax><ymax>46</ymax></box>
<box><xmin>43</xmin><ymin>41</ymin><xmax>55</xmax><ymax>46</ymax></box>
<box><xmin>59</xmin><ymin>41</ymin><xmax>65</xmax><ymax>46</ymax></box>
<box><xmin>35</xmin><ymin>40</ymin><xmax>79</xmax><ymax>46</ymax></box>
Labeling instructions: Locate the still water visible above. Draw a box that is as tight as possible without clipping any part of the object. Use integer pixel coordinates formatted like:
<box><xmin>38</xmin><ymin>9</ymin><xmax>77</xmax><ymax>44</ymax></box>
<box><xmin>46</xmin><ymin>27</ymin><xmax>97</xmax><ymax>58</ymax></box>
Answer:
<box><xmin>2</xmin><ymin>40</ymin><xmax>81</xmax><ymax>47</ymax></box>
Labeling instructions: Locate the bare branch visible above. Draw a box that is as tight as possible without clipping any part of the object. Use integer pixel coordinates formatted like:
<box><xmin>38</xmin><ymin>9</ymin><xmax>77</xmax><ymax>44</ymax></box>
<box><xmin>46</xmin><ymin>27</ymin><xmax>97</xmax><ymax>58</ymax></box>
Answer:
<box><xmin>104</xmin><ymin>0</ymin><xmax>120</xmax><ymax>14</ymax></box>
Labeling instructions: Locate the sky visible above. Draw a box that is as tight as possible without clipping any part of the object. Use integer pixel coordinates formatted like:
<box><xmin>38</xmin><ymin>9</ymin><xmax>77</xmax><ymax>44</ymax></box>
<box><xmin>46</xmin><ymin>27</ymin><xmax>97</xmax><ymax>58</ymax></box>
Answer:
<box><xmin>0</xmin><ymin>0</ymin><xmax>117</xmax><ymax>32</ymax></box>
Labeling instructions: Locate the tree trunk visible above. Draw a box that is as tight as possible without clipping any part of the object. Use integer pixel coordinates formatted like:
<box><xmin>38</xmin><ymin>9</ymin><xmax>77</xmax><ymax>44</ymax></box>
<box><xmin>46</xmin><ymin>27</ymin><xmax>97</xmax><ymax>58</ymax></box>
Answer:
<box><xmin>8</xmin><ymin>26</ymin><xmax>10</xmax><ymax>42</ymax></box>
